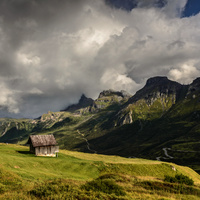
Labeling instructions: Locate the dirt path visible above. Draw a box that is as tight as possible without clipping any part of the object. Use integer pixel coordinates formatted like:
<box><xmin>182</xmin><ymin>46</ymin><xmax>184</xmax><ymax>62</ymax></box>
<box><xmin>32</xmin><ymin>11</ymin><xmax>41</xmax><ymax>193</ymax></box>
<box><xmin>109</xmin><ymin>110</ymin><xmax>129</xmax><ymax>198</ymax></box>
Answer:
<box><xmin>76</xmin><ymin>130</ymin><xmax>97</xmax><ymax>153</ymax></box>
<box><xmin>163</xmin><ymin>148</ymin><xmax>174</xmax><ymax>159</ymax></box>
<box><xmin>156</xmin><ymin>148</ymin><xmax>173</xmax><ymax>161</ymax></box>
<box><xmin>2</xmin><ymin>127</ymin><xmax>8</xmax><ymax>136</ymax></box>
<box><xmin>156</xmin><ymin>147</ymin><xmax>200</xmax><ymax>161</ymax></box>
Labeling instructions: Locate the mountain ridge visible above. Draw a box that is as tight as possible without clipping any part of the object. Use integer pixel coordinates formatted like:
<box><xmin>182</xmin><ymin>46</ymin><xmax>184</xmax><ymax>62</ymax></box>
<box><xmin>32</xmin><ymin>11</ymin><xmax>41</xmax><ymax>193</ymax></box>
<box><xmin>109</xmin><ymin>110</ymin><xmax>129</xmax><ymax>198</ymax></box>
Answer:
<box><xmin>0</xmin><ymin>76</ymin><xmax>200</xmax><ymax>174</ymax></box>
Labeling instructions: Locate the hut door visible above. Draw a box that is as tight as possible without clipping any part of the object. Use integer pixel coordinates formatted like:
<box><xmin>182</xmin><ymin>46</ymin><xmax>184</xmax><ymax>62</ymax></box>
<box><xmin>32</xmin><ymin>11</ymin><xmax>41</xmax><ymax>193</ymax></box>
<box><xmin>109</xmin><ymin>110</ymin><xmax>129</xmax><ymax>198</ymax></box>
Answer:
<box><xmin>47</xmin><ymin>146</ymin><xmax>51</xmax><ymax>154</ymax></box>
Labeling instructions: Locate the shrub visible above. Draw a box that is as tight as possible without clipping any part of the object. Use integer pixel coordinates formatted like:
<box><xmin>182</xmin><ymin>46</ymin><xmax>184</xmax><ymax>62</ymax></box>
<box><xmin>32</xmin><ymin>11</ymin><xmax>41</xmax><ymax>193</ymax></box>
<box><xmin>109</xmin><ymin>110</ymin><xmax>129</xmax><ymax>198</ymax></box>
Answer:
<box><xmin>30</xmin><ymin>179</ymin><xmax>71</xmax><ymax>198</ymax></box>
<box><xmin>0</xmin><ymin>183</ymin><xmax>6</xmax><ymax>194</ymax></box>
<box><xmin>164</xmin><ymin>174</ymin><xmax>194</xmax><ymax>186</ymax></box>
<box><xmin>136</xmin><ymin>180</ymin><xmax>200</xmax><ymax>195</ymax></box>
<box><xmin>82</xmin><ymin>178</ymin><xmax>126</xmax><ymax>196</ymax></box>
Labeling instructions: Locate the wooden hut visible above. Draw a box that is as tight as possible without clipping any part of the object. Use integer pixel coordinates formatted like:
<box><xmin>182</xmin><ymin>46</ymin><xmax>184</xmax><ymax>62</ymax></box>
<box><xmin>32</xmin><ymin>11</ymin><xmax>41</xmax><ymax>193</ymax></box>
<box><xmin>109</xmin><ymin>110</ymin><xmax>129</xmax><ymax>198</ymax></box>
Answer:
<box><xmin>27</xmin><ymin>135</ymin><xmax>59</xmax><ymax>157</ymax></box>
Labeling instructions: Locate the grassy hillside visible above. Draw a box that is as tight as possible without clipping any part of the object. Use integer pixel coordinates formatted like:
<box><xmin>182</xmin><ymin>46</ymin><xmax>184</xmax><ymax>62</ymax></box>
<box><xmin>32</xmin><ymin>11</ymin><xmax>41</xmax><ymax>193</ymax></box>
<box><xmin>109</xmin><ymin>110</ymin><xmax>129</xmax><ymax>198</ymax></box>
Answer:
<box><xmin>0</xmin><ymin>143</ymin><xmax>200</xmax><ymax>199</ymax></box>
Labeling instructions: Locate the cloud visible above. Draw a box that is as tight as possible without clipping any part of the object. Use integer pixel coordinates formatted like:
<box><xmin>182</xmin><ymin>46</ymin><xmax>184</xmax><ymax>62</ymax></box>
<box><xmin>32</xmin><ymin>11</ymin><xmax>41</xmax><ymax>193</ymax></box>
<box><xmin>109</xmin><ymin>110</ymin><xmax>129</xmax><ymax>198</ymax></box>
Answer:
<box><xmin>162</xmin><ymin>0</ymin><xmax>188</xmax><ymax>17</ymax></box>
<box><xmin>0</xmin><ymin>81</ymin><xmax>20</xmax><ymax>114</ymax></box>
<box><xmin>106</xmin><ymin>0</ymin><xmax>187</xmax><ymax>17</ymax></box>
<box><xmin>168</xmin><ymin>62</ymin><xmax>200</xmax><ymax>84</ymax></box>
<box><xmin>100</xmin><ymin>68</ymin><xmax>139</xmax><ymax>92</ymax></box>
<box><xmin>0</xmin><ymin>0</ymin><xmax>200</xmax><ymax>118</ymax></box>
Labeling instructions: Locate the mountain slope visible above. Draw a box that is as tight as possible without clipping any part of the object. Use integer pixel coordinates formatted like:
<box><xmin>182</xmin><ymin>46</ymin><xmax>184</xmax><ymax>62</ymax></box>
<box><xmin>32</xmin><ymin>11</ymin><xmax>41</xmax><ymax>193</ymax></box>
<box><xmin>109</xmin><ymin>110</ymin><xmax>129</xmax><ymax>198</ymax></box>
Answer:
<box><xmin>70</xmin><ymin>77</ymin><xmax>200</xmax><ymax>173</ymax></box>
<box><xmin>0</xmin><ymin>76</ymin><xmax>200</xmax><ymax>174</ymax></box>
<box><xmin>83</xmin><ymin>77</ymin><xmax>200</xmax><ymax>172</ymax></box>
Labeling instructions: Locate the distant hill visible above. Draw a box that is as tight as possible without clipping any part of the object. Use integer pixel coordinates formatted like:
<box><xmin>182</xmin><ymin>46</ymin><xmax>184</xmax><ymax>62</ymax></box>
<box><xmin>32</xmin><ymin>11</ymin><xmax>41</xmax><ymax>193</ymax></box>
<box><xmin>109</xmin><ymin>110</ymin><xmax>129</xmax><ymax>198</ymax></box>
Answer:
<box><xmin>1</xmin><ymin>76</ymin><xmax>200</xmax><ymax>174</ymax></box>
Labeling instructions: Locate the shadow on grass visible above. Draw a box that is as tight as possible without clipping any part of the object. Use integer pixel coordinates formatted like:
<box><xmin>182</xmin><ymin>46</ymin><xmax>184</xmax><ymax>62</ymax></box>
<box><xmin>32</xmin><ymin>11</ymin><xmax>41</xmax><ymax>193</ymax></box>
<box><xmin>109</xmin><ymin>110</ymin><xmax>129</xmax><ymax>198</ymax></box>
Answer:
<box><xmin>17</xmin><ymin>150</ymin><xmax>33</xmax><ymax>155</ymax></box>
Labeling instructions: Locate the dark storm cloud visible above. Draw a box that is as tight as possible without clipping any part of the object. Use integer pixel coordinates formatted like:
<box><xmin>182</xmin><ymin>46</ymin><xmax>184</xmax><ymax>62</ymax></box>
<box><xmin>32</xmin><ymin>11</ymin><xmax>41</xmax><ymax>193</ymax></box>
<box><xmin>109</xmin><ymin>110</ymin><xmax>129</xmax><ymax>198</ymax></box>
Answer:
<box><xmin>0</xmin><ymin>0</ymin><xmax>200</xmax><ymax>118</ymax></box>
<box><xmin>105</xmin><ymin>0</ymin><xmax>167</xmax><ymax>11</ymax></box>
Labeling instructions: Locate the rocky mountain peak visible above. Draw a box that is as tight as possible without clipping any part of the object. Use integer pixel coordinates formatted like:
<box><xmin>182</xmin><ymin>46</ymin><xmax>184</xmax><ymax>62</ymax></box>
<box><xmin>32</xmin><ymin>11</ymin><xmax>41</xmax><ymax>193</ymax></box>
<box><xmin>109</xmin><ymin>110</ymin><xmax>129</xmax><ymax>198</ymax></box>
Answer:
<box><xmin>89</xmin><ymin>89</ymin><xmax>131</xmax><ymax>112</ymax></box>
<box><xmin>63</xmin><ymin>94</ymin><xmax>94</xmax><ymax>112</ymax></box>
<box><xmin>129</xmin><ymin>76</ymin><xmax>182</xmax><ymax>104</ymax></box>
<box><xmin>79</xmin><ymin>94</ymin><xmax>89</xmax><ymax>103</ymax></box>
<box><xmin>98</xmin><ymin>89</ymin><xmax>131</xmax><ymax>99</ymax></box>
<box><xmin>98</xmin><ymin>89</ymin><xmax>117</xmax><ymax>98</ymax></box>
<box><xmin>144</xmin><ymin>76</ymin><xmax>182</xmax><ymax>92</ymax></box>
<box><xmin>145</xmin><ymin>76</ymin><xmax>169</xmax><ymax>86</ymax></box>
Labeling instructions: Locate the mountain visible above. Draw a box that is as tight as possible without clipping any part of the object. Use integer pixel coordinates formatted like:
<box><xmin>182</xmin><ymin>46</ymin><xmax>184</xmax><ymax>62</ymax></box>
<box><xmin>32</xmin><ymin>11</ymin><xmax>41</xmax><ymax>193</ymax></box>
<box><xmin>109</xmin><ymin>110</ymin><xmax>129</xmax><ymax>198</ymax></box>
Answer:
<box><xmin>129</xmin><ymin>76</ymin><xmax>182</xmax><ymax>102</ymax></box>
<box><xmin>88</xmin><ymin>77</ymin><xmax>200</xmax><ymax>172</ymax></box>
<box><xmin>90</xmin><ymin>89</ymin><xmax>132</xmax><ymax>112</ymax></box>
<box><xmin>113</xmin><ymin>76</ymin><xmax>182</xmax><ymax>126</ymax></box>
<box><xmin>0</xmin><ymin>76</ymin><xmax>200</xmax><ymax>174</ymax></box>
<box><xmin>62</xmin><ymin>94</ymin><xmax>94</xmax><ymax>113</ymax></box>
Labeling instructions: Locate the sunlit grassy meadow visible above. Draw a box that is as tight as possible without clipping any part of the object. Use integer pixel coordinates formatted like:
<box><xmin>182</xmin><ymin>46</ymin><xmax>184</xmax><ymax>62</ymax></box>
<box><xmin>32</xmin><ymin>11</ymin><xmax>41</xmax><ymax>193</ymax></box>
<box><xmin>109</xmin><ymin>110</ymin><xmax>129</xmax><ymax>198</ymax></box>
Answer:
<box><xmin>0</xmin><ymin>143</ymin><xmax>200</xmax><ymax>199</ymax></box>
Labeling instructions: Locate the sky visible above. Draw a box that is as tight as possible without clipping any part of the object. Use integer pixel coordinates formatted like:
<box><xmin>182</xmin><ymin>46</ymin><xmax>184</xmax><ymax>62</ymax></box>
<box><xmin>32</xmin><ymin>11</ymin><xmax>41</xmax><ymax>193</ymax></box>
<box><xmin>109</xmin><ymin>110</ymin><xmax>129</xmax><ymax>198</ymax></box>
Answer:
<box><xmin>0</xmin><ymin>0</ymin><xmax>200</xmax><ymax>118</ymax></box>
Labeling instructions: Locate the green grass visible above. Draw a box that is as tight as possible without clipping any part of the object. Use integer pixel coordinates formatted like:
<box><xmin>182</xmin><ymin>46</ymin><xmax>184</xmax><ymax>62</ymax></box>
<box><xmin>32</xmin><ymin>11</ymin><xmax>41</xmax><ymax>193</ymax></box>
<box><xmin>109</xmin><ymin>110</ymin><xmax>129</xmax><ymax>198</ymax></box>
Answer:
<box><xmin>0</xmin><ymin>144</ymin><xmax>100</xmax><ymax>181</ymax></box>
<box><xmin>0</xmin><ymin>143</ymin><xmax>200</xmax><ymax>199</ymax></box>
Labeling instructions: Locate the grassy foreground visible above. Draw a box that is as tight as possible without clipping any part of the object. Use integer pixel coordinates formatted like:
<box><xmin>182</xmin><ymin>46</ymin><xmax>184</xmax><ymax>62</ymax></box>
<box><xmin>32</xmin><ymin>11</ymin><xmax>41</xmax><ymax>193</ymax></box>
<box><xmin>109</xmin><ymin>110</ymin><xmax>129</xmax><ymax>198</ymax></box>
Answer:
<box><xmin>0</xmin><ymin>143</ymin><xmax>200</xmax><ymax>199</ymax></box>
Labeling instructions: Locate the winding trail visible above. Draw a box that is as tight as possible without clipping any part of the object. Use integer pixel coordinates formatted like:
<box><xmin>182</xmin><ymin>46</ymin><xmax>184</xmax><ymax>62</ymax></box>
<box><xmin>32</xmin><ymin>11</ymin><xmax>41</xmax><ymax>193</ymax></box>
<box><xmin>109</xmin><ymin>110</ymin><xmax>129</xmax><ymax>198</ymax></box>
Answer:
<box><xmin>156</xmin><ymin>147</ymin><xmax>200</xmax><ymax>161</ymax></box>
<box><xmin>156</xmin><ymin>148</ymin><xmax>173</xmax><ymax>161</ymax></box>
<box><xmin>76</xmin><ymin>130</ymin><xmax>97</xmax><ymax>154</ymax></box>
<box><xmin>1</xmin><ymin>122</ymin><xmax>11</xmax><ymax>136</ymax></box>
<box><xmin>2</xmin><ymin>127</ymin><xmax>8</xmax><ymax>136</ymax></box>
<box><xmin>163</xmin><ymin>148</ymin><xmax>174</xmax><ymax>159</ymax></box>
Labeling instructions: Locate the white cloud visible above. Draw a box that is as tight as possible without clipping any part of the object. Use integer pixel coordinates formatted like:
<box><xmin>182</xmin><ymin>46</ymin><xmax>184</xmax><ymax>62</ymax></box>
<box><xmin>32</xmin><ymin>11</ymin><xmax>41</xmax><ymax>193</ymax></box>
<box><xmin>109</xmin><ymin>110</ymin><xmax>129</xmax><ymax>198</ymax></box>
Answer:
<box><xmin>0</xmin><ymin>0</ymin><xmax>200</xmax><ymax>117</ymax></box>
<box><xmin>29</xmin><ymin>88</ymin><xmax>43</xmax><ymax>95</ymax></box>
<box><xmin>17</xmin><ymin>52</ymin><xmax>40</xmax><ymax>66</ymax></box>
<box><xmin>100</xmin><ymin>68</ymin><xmax>138</xmax><ymax>93</ymax></box>
<box><xmin>0</xmin><ymin>82</ymin><xmax>20</xmax><ymax>113</ymax></box>
<box><xmin>168</xmin><ymin>62</ymin><xmax>200</xmax><ymax>84</ymax></box>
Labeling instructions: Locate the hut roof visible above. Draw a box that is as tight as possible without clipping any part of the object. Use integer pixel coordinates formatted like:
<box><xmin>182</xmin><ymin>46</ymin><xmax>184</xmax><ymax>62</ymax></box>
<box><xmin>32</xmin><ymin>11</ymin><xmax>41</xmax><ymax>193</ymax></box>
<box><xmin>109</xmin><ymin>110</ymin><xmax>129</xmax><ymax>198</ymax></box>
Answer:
<box><xmin>28</xmin><ymin>135</ymin><xmax>57</xmax><ymax>147</ymax></box>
